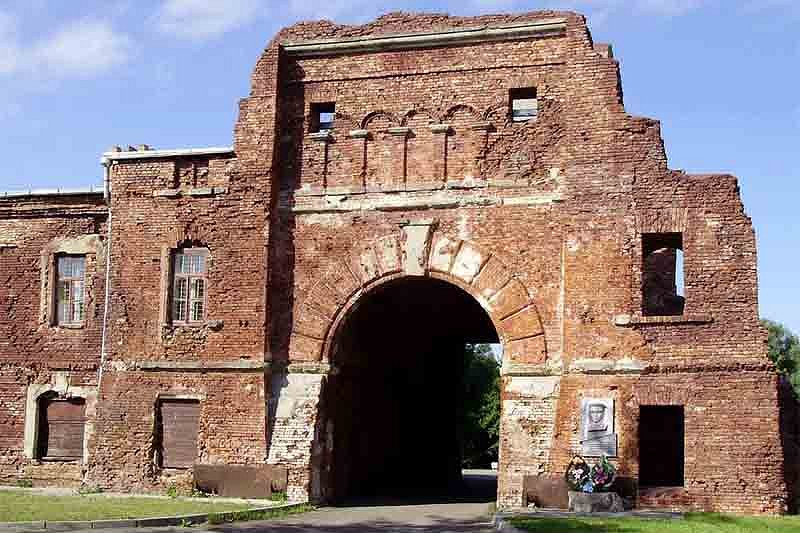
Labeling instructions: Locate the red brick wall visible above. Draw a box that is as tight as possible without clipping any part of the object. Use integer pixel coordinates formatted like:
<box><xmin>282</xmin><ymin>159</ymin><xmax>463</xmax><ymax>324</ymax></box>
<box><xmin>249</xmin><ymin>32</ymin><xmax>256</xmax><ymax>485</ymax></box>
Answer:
<box><xmin>0</xmin><ymin>10</ymin><xmax>788</xmax><ymax>513</ymax></box>
<box><xmin>0</xmin><ymin>193</ymin><xmax>106</xmax><ymax>485</ymax></box>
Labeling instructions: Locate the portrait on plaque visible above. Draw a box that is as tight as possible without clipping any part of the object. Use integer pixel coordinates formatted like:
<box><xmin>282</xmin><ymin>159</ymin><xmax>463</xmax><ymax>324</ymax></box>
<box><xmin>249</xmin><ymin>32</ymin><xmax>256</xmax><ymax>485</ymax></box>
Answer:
<box><xmin>580</xmin><ymin>398</ymin><xmax>617</xmax><ymax>457</ymax></box>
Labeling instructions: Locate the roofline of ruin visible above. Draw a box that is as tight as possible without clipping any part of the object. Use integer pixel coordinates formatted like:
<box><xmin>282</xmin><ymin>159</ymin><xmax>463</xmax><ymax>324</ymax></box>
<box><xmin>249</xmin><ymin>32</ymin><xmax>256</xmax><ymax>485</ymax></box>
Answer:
<box><xmin>100</xmin><ymin>146</ymin><xmax>234</xmax><ymax>163</ymax></box>
<box><xmin>281</xmin><ymin>17</ymin><xmax>568</xmax><ymax>58</ymax></box>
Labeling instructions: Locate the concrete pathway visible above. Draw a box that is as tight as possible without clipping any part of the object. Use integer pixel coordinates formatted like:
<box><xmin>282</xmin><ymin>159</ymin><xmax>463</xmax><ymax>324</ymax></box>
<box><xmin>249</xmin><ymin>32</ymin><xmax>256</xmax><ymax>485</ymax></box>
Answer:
<box><xmin>206</xmin><ymin>501</ymin><xmax>496</xmax><ymax>532</ymax></box>
<box><xmin>194</xmin><ymin>470</ymin><xmax>497</xmax><ymax>533</ymax></box>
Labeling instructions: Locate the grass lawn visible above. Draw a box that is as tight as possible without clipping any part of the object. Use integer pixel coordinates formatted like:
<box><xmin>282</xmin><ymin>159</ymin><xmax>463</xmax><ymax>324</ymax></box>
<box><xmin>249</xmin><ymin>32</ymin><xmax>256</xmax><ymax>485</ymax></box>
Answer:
<box><xmin>0</xmin><ymin>490</ymin><xmax>254</xmax><ymax>522</ymax></box>
<box><xmin>509</xmin><ymin>513</ymin><xmax>800</xmax><ymax>533</ymax></box>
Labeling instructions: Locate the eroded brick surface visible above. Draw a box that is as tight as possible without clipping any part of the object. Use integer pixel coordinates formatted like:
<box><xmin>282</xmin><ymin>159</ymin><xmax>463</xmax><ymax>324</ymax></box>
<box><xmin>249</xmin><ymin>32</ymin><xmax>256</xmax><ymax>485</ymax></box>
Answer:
<box><xmin>0</xmin><ymin>10</ymin><xmax>792</xmax><ymax>514</ymax></box>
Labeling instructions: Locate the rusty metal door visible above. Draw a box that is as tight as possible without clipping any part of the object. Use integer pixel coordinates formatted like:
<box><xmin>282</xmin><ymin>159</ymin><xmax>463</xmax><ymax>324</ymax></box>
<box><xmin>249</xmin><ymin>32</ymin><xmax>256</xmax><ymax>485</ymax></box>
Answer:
<box><xmin>38</xmin><ymin>397</ymin><xmax>86</xmax><ymax>460</ymax></box>
<box><xmin>159</xmin><ymin>400</ymin><xmax>200</xmax><ymax>469</ymax></box>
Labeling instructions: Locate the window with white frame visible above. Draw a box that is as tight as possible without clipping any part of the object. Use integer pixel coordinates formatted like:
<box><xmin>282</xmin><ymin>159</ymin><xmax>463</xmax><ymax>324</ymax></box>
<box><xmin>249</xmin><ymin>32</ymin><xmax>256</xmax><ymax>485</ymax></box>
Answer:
<box><xmin>55</xmin><ymin>255</ymin><xmax>86</xmax><ymax>325</ymax></box>
<box><xmin>171</xmin><ymin>248</ymin><xmax>208</xmax><ymax>324</ymax></box>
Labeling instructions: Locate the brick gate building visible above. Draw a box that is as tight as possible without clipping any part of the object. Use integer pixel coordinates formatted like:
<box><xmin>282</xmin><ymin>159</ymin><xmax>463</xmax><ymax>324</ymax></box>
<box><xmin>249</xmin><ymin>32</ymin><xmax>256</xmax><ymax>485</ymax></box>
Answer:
<box><xmin>0</xmin><ymin>11</ymin><xmax>791</xmax><ymax>514</ymax></box>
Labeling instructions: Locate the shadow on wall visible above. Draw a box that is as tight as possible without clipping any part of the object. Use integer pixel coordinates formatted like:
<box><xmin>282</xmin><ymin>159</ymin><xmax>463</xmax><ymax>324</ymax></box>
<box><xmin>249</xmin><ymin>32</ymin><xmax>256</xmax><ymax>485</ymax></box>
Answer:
<box><xmin>779</xmin><ymin>378</ymin><xmax>800</xmax><ymax>514</ymax></box>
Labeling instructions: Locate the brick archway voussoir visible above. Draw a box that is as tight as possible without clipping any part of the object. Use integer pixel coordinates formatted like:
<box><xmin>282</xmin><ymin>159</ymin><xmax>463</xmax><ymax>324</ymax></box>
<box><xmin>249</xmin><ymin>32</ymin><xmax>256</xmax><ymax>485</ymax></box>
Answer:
<box><xmin>290</xmin><ymin>231</ymin><xmax>546</xmax><ymax>363</ymax></box>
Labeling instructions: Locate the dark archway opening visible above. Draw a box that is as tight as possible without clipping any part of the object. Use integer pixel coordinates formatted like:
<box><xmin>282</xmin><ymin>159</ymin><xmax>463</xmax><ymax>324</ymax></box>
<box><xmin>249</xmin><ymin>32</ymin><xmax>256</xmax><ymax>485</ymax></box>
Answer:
<box><xmin>323</xmin><ymin>276</ymin><xmax>500</xmax><ymax>505</ymax></box>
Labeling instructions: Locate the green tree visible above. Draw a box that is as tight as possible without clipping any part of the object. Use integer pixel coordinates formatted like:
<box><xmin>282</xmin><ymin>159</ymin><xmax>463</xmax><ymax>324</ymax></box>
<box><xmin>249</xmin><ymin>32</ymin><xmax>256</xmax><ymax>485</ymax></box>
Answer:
<box><xmin>459</xmin><ymin>343</ymin><xmax>501</xmax><ymax>468</ymax></box>
<box><xmin>762</xmin><ymin>319</ymin><xmax>800</xmax><ymax>394</ymax></box>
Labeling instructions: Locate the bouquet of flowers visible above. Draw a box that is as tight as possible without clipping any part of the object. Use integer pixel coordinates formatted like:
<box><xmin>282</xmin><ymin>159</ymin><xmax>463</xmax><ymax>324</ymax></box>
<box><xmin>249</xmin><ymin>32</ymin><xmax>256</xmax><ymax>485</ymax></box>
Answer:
<box><xmin>589</xmin><ymin>455</ymin><xmax>617</xmax><ymax>492</ymax></box>
<box><xmin>564</xmin><ymin>454</ymin><xmax>616</xmax><ymax>493</ymax></box>
<box><xmin>564</xmin><ymin>455</ymin><xmax>591</xmax><ymax>492</ymax></box>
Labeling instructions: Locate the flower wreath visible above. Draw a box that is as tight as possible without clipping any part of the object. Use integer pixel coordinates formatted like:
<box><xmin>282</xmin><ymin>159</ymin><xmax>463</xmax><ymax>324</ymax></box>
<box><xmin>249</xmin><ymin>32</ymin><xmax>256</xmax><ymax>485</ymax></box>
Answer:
<box><xmin>564</xmin><ymin>454</ymin><xmax>617</xmax><ymax>493</ymax></box>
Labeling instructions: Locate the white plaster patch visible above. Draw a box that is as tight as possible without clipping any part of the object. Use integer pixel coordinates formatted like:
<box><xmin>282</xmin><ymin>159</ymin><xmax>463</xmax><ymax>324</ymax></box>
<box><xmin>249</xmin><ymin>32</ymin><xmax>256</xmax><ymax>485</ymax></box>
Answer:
<box><xmin>401</xmin><ymin>224</ymin><xmax>432</xmax><ymax>276</ymax></box>
<box><xmin>299</xmin><ymin>213</ymin><xmax>346</xmax><ymax>227</ymax></box>
<box><xmin>506</xmin><ymin>376</ymin><xmax>560</xmax><ymax>398</ymax></box>
<box><xmin>450</xmin><ymin>243</ymin><xmax>484</xmax><ymax>283</ymax></box>
<box><xmin>429</xmin><ymin>237</ymin><xmax>459</xmax><ymax>272</ymax></box>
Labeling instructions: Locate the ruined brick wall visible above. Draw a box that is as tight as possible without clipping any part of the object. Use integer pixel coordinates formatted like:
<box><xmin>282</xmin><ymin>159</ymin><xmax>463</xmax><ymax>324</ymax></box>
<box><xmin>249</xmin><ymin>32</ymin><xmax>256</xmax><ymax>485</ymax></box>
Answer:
<box><xmin>0</xmin><ymin>9</ymin><xmax>786</xmax><ymax>514</ymax></box>
<box><xmin>258</xmin><ymin>11</ymin><xmax>785</xmax><ymax>512</ymax></box>
<box><xmin>85</xmin><ymin>151</ymin><xmax>273</xmax><ymax>491</ymax></box>
<box><xmin>0</xmin><ymin>193</ymin><xmax>106</xmax><ymax>486</ymax></box>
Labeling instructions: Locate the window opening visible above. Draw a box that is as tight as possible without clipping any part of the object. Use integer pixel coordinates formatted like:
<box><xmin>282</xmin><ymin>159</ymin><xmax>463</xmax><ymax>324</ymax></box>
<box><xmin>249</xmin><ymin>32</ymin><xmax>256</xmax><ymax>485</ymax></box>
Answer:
<box><xmin>56</xmin><ymin>255</ymin><xmax>86</xmax><ymax>325</ymax></box>
<box><xmin>172</xmin><ymin>249</ymin><xmax>208</xmax><ymax>324</ymax></box>
<box><xmin>312</xmin><ymin>102</ymin><xmax>336</xmax><ymax>132</ymax></box>
<box><xmin>639</xmin><ymin>405</ymin><xmax>685</xmax><ymax>487</ymax></box>
<box><xmin>156</xmin><ymin>399</ymin><xmax>200</xmax><ymax>469</ymax></box>
<box><xmin>510</xmin><ymin>88</ymin><xmax>538</xmax><ymax>122</ymax></box>
<box><xmin>642</xmin><ymin>232</ymin><xmax>685</xmax><ymax>316</ymax></box>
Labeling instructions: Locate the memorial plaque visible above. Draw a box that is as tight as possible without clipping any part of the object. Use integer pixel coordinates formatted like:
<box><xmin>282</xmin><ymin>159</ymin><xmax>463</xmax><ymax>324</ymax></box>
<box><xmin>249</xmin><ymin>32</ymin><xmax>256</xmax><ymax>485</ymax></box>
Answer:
<box><xmin>580</xmin><ymin>398</ymin><xmax>617</xmax><ymax>457</ymax></box>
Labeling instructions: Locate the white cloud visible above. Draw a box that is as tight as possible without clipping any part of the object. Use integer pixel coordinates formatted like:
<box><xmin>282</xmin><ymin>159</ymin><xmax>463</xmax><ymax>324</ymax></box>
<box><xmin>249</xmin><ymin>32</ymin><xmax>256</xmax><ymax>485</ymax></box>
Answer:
<box><xmin>157</xmin><ymin>0</ymin><xmax>262</xmax><ymax>41</ymax></box>
<box><xmin>0</xmin><ymin>15</ymin><xmax>132</xmax><ymax>80</ymax></box>
<box><xmin>29</xmin><ymin>19</ymin><xmax>132</xmax><ymax>78</ymax></box>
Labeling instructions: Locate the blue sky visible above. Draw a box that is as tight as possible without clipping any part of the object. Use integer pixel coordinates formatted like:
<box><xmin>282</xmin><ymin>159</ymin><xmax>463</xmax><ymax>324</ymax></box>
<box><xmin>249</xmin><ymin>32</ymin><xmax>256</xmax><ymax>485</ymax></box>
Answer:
<box><xmin>0</xmin><ymin>0</ymin><xmax>797</xmax><ymax>331</ymax></box>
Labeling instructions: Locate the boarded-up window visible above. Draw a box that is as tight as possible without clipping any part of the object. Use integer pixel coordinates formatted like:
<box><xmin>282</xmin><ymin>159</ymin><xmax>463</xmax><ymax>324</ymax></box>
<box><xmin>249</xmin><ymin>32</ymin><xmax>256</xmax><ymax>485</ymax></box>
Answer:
<box><xmin>171</xmin><ymin>249</ymin><xmax>208</xmax><ymax>324</ymax></box>
<box><xmin>37</xmin><ymin>396</ymin><xmax>86</xmax><ymax>461</ymax></box>
<box><xmin>157</xmin><ymin>400</ymin><xmax>200</xmax><ymax>469</ymax></box>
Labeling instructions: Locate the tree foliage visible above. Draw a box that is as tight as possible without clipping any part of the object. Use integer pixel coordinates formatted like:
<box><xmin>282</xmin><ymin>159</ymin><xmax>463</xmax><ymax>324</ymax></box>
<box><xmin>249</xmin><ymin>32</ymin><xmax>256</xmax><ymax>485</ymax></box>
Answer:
<box><xmin>459</xmin><ymin>343</ymin><xmax>501</xmax><ymax>468</ymax></box>
<box><xmin>762</xmin><ymin>319</ymin><xmax>800</xmax><ymax>395</ymax></box>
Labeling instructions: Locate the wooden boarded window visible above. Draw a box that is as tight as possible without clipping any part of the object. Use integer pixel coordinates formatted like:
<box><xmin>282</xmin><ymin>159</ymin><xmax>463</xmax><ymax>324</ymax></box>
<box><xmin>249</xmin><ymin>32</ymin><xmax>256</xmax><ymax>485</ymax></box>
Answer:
<box><xmin>157</xmin><ymin>400</ymin><xmax>200</xmax><ymax>469</ymax></box>
<box><xmin>55</xmin><ymin>255</ymin><xmax>86</xmax><ymax>325</ymax></box>
<box><xmin>37</xmin><ymin>396</ymin><xmax>86</xmax><ymax>461</ymax></box>
<box><xmin>171</xmin><ymin>249</ymin><xmax>208</xmax><ymax>324</ymax></box>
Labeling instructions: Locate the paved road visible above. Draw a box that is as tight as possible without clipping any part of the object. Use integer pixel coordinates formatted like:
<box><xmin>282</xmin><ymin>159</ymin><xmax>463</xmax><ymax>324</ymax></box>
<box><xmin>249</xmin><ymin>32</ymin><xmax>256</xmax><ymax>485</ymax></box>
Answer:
<box><xmin>67</xmin><ymin>471</ymin><xmax>499</xmax><ymax>533</ymax></box>
<box><xmin>204</xmin><ymin>470</ymin><xmax>498</xmax><ymax>532</ymax></box>
<box><xmin>208</xmin><ymin>501</ymin><xmax>495</xmax><ymax>532</ymax></box>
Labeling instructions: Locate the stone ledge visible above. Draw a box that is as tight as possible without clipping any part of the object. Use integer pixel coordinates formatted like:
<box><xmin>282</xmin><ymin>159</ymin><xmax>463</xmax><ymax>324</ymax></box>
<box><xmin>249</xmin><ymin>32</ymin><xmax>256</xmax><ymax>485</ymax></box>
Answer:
<box><xmin>267</xmin><ymin>361</ymin><xmax>332</xmax><ymax>375</ymax></box>
<box><xmin>152</xmin><ymin>187</ymin><xmax>228</xmax><ymax>198</ymax></box>
<box><xmin>568</xmin><ymin>357</ymin><xmax>647</xmax><ymax>375</ymax></box>
<box><xmin>289</xmin><ymin>191</ymin><xmax>564</xmax><ymax>214</ymax></box>
<box><xmin>613</xmin><ymin>313</ymin><xmax>714</xmax><ymax>326</ymax></box>
<box><xmin>282</xmin><ymin>18</ymin><xmax>567</xmax><ymax>58</ymax></box>
<box><xmin>501</xmin><ymin>362</ymin><xmax>562</xmax><ymax>376</ymax></box>
<box><xmin>307</xmin><ymin>131</ymin><xmax>332</xmax><ymax>142</ymax></box>
<box><xmin>131</xmin><ymin>360</ymin><xmax>266</xmax><ymax>372</ymax></box>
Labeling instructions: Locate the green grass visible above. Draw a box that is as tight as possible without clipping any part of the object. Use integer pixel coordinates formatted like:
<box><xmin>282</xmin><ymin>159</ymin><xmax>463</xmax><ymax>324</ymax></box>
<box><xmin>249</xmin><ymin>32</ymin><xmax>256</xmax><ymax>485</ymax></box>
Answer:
<box><xmin>0</xmin><ymin>490</ymin><xmax>252</xmax><ymax>522</ymax></box>
<box><xmin>509</xmin><ymin>513</ymin><xmax>800</xmax><ymax>533</ymax></box>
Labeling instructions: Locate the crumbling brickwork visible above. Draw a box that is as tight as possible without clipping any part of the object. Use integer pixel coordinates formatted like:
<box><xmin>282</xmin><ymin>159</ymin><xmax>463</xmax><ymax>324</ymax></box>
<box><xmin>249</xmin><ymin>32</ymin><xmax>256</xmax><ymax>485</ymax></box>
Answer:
<box><xmin>0</xmin><ymin>10</ymin><xmax>790</xmax><ymax>514</ymax></box>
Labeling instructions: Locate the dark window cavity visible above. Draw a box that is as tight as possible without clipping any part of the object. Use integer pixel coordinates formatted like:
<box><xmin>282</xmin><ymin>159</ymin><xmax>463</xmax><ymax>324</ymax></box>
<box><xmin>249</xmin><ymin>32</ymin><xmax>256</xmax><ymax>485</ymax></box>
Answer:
<box><xmin>510</xmin><ymin>88</ymin><xmax>538</xmax><ymax>122</ymax></box>
<box><xmin>642</xmin><ymin>232</ymin><xmax>685</xmax><ymax>316</ymax></box>
<box><xmin>639</xmin><ymin>405</ymin><xmax>685</xmax><ymax>487</ymax></box>
<box><xmin>312</xmin><ymin>102</ymin><xmax>336</xmax><ymax>132</ymax></box>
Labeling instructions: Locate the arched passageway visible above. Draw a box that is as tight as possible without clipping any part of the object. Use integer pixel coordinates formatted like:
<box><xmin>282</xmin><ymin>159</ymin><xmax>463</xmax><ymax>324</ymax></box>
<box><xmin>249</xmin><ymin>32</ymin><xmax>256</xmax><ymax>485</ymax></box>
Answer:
<box><xmin>322</xmin><ymin>276</ymin><xmax>500</xmax><ymax>504</ymax></box>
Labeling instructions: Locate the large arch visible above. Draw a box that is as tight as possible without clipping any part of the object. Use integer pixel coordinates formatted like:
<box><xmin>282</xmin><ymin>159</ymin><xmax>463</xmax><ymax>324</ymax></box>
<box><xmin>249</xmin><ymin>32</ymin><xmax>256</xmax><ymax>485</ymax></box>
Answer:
<box><xmin>283</xmin><ymin>227</ymin><xmax>549</xmax><ymax>503</ymax></box>
<box><xmin>320</xmin><ymin>275</ymin><xmax>500</xmax><ymax>502</ymax></box>
<box><xmin>289</xmin><ymin>225</ymin><xmax>548</xmax><ymax>368</ymax></box>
